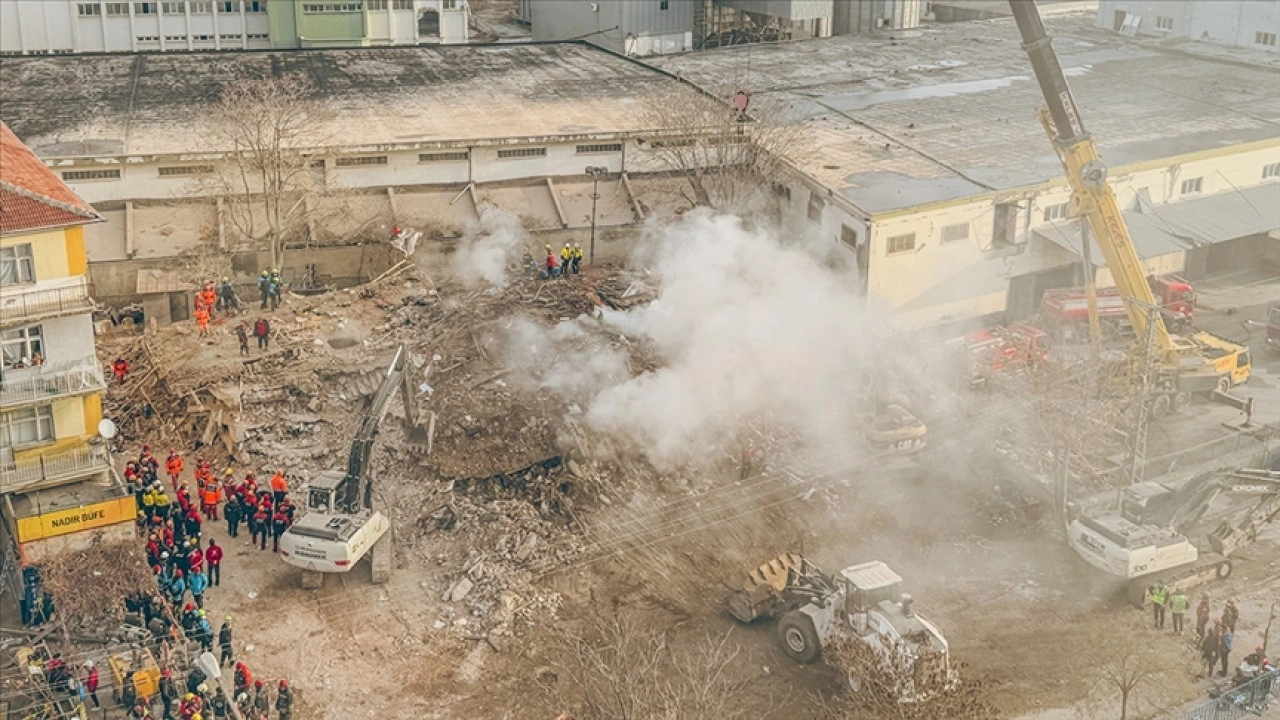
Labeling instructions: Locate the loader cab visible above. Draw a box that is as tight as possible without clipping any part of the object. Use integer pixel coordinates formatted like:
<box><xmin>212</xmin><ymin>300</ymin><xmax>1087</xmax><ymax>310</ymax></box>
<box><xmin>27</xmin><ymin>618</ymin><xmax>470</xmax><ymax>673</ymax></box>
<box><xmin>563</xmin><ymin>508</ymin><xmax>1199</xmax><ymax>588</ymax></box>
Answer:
<box><xmin>306</xmin><ymin>470</ymin><xmax>346</xmax><ymax>514</ymax></box>
<box><xmin>1266</xmin><ymin>304</ymin><xmax>1279</xmax><ymax>354</ymax></box>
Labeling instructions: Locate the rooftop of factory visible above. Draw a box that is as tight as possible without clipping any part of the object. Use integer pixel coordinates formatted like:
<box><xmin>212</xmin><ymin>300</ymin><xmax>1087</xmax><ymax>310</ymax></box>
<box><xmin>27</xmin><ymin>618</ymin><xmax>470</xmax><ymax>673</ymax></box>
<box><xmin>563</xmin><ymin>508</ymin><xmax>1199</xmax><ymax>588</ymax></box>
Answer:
<box><xmin>0</xmin><ymin>42</ymin><xmax>705</xmax><ymax>158</ymax></box>
<box><xmin>651</xmin><ymin>14</ymin><xmax>1280</xmax><ymax>214</ymax></box>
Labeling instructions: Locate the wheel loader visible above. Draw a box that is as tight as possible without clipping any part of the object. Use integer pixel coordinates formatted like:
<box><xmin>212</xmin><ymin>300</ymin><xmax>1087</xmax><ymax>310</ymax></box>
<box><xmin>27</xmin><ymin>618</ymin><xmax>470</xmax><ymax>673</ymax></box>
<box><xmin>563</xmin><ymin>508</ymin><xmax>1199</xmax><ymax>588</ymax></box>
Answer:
<box><xmin>727</xmin><ymin>553</ymin><xmax>955</xmax><ymax>701</ymax></box>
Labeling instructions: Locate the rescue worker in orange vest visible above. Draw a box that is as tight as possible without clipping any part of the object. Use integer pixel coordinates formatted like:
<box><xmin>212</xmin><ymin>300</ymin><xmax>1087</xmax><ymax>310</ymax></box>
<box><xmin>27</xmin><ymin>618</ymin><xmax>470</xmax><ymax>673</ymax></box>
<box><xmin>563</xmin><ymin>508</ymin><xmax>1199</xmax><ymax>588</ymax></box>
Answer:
<box><xmin>112</xmin><ymin>356</ymin><xmax>129</xmax><ymax>384</ymax></box>
<box><xmin>166</xmin><ymin>451</ymin><xmax>184</xmax><ymax>484</ymax></box>
<box><xmin>194</xmin><ymin>303</ymin><xmax>211</xmax><ymax>338</ymax></box>
<box><xmin>194</xmin><ymin>459</ymin><xmax>212</xmax><ymax>491</ymax></box>
<box><xmin>199</xmin><ymin>282</ymin><xmax>218</xmax><ymax>311</ymax></box>
<box><xmin>202</xmin><ymin>479</ymin><xmax>222</xmax><ymax>521</ymax></box>
<box><xmin>270</xmin><ymin>471</ymin><xmax>288</xmax><ymax>505</ymax></box>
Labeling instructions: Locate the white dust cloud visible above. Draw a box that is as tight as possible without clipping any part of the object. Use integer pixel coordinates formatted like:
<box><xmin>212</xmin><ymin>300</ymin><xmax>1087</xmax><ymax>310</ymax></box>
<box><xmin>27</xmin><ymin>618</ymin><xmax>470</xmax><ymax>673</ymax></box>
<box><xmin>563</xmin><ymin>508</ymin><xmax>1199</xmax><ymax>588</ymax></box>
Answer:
<box><xmin>450</xmin><ymin>206</ymin><xmax>528</xmax><ymax>290</ymax></box>
<box><xmin>583</xmin><ymin>209</ymin><xmax>883</xmax><ymax>468</ymax></box>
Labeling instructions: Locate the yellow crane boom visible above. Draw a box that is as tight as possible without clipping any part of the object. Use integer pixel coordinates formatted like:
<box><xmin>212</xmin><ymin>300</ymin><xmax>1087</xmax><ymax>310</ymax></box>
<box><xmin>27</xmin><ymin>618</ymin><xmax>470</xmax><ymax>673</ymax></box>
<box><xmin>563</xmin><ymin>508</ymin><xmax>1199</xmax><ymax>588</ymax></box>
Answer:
<box><xmin>1007</xmin><ymin>0</ymin><xmax>1176</xmax><ymax>356</ymax></box>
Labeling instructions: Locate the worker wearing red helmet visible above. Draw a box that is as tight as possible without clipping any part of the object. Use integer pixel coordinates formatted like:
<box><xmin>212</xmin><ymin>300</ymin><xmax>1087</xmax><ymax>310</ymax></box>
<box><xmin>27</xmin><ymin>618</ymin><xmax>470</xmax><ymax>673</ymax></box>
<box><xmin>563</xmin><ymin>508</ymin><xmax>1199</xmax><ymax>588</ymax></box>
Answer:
<box><xmin>276</xmin><ymin>678</ymin><xmax>294</xmax><ymax>720</ymax></box>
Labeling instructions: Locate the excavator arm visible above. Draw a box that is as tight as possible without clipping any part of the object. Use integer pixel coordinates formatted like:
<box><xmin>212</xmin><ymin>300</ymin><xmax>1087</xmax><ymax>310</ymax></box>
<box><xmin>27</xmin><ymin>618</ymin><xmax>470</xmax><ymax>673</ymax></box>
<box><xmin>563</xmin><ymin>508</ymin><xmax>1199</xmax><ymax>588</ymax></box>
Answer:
<box><xmin>1008</xmin><ymin>1</ymin><xmax>1174</xmax><ymax>355</ymax></box>
<box><xmin>1208</xmin><ymin>469</ymin><xmax>1280</xmax><ymax>556</ymax></box>
<box><xmin>337</xmin><ymin>345</ymin><xmax>417</xmax><ymax>513</ymax></box>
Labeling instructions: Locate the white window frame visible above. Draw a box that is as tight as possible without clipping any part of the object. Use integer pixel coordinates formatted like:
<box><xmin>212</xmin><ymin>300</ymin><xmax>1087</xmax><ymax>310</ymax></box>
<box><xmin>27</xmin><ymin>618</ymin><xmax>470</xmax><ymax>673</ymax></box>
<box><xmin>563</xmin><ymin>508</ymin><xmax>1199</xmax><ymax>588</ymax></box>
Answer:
<box><xmin>392</xmin><ymin>0</ymin><xmax>412</xmax><ymax>8</ymax></box>
<box><xmin>1</xmin><ymin>405</ymin><xmax>56</xmax><ymax>449</ymax></box>
<box><xmin>1</xmin><ymin>325</ymin><xmax>45</xmax><ymax>367</ymax></box>
<box><xmin>0</xmin><ymin>244</ymin><xmax>36</xmax><ymax>284</ymax></box>
<box><xmin>1263</xmin><ymin>162</ymin><xmax>1280</xmax><ymax>180</ymax></box>
<box><xmin>367</xmin><ymin>0</ymin><xmax>387</xmax><ymax>8</ymax></box>
<box><xmin>1180</xmin><ymin>177</ymin><xmax>1203</xmax><ymax>195</ymax></box>
<box><xmin>1256</xmin><ymin>32</ymin><xmax>1277</xmax><ymax>47</ymax></box>
<box><xmin>190</xmin><ymin>1</ymin><xmax>211</xmax><ymax>12</ymax></box>
<box><xmin>840</xmin><ymin>224</ymin><xmax>859</xmax><ymax>250</ymax></box>
<box><xmin>886</xmin><ymin>233</ymin><xmax>917</xmax><ymax>255</ymax></box>
<box><xmin>576</xmin><ymin>143</ymin><xmax>623</xmax><ymax>155</ymax></box>
<box><xmin>1155</xmin><ymin>16</ymin><xmax>1173</xmax><ymax>31</ymax></box>
<box><xmin>79</xmin><ymin>3</ymin><xmax>104</xmax><ymax>16</ymax></box>
<box><xmin>161</xmin><ymin>1</ymin><xmax>184</xmax><ymax>13</ymax></box>
<box><xmin>1042</xmin><ymin>202</ymin><xmax>1070</xmax><ymax>222</ymax></box>
<box><xmin>134</xmin><ymin>2</ymin><xmax>156</xmax><ymax>14</ymax></box>
<box><xmin>105</xmin><ymin>2</ymin><xmax>129</xmax><ymax>15</ymax></box>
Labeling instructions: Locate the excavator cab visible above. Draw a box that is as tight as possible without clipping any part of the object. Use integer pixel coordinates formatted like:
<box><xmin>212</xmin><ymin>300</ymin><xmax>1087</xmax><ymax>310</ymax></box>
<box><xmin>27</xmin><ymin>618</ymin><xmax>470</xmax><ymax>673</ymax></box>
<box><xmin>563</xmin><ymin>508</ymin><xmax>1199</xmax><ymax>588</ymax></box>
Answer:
<box><xmin>306</xmin><ymin>471</ymin><xmax>346</xmax><ymax>514</ymax></box>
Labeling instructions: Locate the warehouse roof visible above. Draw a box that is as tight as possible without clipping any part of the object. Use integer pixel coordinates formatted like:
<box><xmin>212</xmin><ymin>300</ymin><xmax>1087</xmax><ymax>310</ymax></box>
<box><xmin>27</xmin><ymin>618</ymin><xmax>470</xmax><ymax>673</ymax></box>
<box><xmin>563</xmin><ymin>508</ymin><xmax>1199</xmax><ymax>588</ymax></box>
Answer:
<box><xmin>0</xmin><ymin>43</ymin><xmax>704</xmax><ymax>158</ymax></box>
<box><xmin>651</xmin><ymin>14</ymin><xmax>1280</xmax><ymax>214</ymax></box>
<box><xmin>0</xmin><ymin>122</ymin><xmax>100</xmax><ymax>235</ymax></box>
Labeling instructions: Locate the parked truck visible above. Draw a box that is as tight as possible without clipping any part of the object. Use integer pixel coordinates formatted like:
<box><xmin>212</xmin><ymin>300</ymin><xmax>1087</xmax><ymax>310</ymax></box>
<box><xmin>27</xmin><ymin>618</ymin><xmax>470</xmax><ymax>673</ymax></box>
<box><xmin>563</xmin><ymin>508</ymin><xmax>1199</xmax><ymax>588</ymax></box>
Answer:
<box><xmin>1039</xmin><ymin>274</ymin><xmax>1195</xmax><ymax>343</ymax></box>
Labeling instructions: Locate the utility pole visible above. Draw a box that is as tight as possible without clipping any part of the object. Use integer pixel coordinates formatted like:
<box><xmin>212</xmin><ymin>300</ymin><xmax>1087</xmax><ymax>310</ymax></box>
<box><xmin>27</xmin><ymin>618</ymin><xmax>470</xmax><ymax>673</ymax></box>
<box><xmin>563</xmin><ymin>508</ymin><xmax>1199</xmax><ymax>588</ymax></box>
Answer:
<box><xmin>585</xmin><ymin>165</ymin><xmax>608</xmax><ymax>264</ymax></box>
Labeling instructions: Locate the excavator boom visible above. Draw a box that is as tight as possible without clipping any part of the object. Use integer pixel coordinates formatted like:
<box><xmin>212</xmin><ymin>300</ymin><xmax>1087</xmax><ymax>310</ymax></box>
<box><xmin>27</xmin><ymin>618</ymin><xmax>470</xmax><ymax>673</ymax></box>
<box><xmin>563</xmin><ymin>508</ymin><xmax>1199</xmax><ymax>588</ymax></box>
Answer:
<box><xmin>1008</xmin><ymin>1</ymin><xmax>1172</xmax><ymax>354</ymax></box>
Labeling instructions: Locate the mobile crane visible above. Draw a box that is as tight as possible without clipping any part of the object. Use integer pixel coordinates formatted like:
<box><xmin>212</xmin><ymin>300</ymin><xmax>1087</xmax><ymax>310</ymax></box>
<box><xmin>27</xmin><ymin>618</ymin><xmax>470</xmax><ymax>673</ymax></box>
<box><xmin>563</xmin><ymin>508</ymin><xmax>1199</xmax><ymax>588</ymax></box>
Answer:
<box><xmin>1008</xmin><ymin>0</ymin><xmax>1251</xmax><ymax>408</ymax></box>
<box><xmin>278</xmin><ymin>345</ymin><xmax>421</xmax><ymax>588</ymax></box>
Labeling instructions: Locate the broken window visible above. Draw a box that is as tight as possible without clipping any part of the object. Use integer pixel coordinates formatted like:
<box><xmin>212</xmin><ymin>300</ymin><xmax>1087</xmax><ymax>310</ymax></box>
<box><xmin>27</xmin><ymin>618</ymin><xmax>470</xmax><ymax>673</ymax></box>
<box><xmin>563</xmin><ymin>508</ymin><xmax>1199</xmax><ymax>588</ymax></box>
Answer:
<box><xmin>992</xmin><ymin>201</ymin><xmax>1019</xmax><ymax>247</ymax></box>
<box><xmin>807</xmin><ymin>192</ymin><xmax>824</xmax><ymax>223</ymax></box>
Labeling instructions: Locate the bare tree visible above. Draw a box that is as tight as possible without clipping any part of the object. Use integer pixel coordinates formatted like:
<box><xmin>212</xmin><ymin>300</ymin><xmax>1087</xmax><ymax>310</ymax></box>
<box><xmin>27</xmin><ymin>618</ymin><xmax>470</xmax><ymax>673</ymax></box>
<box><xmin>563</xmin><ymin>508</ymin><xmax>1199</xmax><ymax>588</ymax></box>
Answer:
<box><xmin>1083</xmin><ymin>623</ymin><xmax>1189</xmax><ymax>720</ymax></box>
<box><xmin>545</xmin><ymin>614</ymin><xmax>769</xmax><ymax>720</ymax></box>
<box><xmin>820</xmin><ymin>636</ymin><xmax>999</xmax><ymax>720</ymax></box>
<box><xmin>637</xmin><ymin>84</ymin><xmax>807</xmax><ymax>213</ymax></box>
<box><xmin>201</xmin><ymin>73</ymin><xmax>328</xmax><ymax>268</ymax></box>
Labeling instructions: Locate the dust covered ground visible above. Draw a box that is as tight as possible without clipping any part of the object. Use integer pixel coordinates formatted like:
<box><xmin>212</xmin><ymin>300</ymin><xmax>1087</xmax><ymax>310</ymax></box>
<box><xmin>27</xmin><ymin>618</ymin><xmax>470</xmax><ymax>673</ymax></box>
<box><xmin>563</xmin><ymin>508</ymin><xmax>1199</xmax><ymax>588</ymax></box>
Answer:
<box><xmin>93</xmin><ymin>211</ymin><xmax>1279</xmax><ymax>719</ymax></box>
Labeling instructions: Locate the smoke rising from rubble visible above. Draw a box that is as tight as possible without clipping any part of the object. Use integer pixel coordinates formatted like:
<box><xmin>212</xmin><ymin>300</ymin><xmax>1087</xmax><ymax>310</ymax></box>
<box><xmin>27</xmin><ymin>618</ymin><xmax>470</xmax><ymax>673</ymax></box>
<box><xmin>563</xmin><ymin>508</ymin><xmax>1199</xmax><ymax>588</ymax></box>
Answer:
<box><xmin>502</xmin><ymin>315</ymin><xmax>632</xmax><ymax>398</ymax></box>
<box><xmin>450</xmin><ymin>205</ymin><xmax>528</xmax><ymax>290</ymax></box>
<box><xmin>583</xmin><ymin>210</ymin><xmax>883</xmax><ymax>469</ymax></box>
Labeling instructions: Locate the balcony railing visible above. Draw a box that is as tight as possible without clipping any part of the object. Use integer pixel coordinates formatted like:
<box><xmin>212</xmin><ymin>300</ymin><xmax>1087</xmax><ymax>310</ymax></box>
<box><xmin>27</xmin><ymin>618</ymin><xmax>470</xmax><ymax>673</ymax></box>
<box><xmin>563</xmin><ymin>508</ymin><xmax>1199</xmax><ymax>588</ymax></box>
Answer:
<box><xmin>0</xmin><ymin>362</ymin><xmax>106</xmax><ymax>410</ymax></box>
<box><xmin>0</xmin><ymin>280</ymin><xmax>94</xmax><ymax>325</ymax></box>
<box><xmin>0</xmin><ymin>443</ymin><xmax>112</xmax><ymax>495</ymax></box>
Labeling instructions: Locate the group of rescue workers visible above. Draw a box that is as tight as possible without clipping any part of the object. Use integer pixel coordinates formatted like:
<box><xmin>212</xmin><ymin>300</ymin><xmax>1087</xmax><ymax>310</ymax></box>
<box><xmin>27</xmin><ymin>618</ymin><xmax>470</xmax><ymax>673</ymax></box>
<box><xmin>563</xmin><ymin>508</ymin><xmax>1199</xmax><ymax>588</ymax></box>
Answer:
<box><xmin>187</xmin><ymin>271</ymin><xmax>279</xmax><ymax>350</ymax></box>
<box><xmin>1148</xmin><ymin>583</ymin><xmax>1271</xmax><ymax>683</ymax></box>
<box><xmin>122</xmin><ymin>444</ymin><xmax>295</xmax><ymax>719</ymax></box>
<box><xmin>543</xmin><ymin>242</ymin><xmax>584</xmax><ymax>278</ymax></box>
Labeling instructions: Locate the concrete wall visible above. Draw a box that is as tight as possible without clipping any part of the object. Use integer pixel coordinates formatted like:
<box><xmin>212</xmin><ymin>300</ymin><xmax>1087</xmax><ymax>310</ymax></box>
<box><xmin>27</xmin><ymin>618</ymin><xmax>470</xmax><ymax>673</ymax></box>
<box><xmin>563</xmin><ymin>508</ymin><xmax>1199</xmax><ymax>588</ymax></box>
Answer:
<box><xmin>717</xmin><ymin>0</ymin><xmax>833</xmax><ymax>22</ymax></box>
<box><xmin>0</xmin><ymin>0</ymin><xmax>271</xmax><ymax>55</ymax></box>
<box><xmin>9</xmin><ymin>314</ymin><xmax>100</xmax><ymax>369</ymax></box>
<box><xmin>55</xmin><ymin>137</ymin><xmax>647</xmax><ymax>205</ymax></box>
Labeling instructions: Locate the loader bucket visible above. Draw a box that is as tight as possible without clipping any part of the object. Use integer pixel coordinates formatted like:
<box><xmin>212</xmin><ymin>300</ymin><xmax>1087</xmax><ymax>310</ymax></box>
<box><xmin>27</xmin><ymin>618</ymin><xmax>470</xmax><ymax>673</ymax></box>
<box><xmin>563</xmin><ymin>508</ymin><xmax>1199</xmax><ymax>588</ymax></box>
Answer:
<box><xmin>727</xmin><ymin>553</ymin><xmax>811</xmax><ymax>623</ymax></box>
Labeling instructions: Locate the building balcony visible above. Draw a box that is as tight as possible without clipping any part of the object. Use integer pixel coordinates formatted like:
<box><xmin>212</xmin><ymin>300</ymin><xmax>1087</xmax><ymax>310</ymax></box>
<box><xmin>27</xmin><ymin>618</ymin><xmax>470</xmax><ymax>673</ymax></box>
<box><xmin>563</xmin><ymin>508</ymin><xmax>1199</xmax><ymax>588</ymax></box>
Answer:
<box><xmin>0</xmin><ymin>279</ymin><xmax>94</xmax><ymax>328</ymax></box>
<box><xmin>0</xmin><ymin>443</ymin><xmax>112</xmax><ymax>496</ymax></box>
<box><xmin>0</xmin><ymin>361</ymin><xmax>106</xmax><ymax>411</ymax></box>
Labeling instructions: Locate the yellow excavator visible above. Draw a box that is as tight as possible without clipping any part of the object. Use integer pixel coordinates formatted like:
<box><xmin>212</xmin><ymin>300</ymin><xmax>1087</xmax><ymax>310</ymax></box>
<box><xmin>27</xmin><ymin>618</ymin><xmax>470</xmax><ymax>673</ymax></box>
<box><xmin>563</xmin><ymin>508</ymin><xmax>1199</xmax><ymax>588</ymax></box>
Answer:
<box><xmin>1009</xmin><ymin>0</ymin><xmax>1251</xmax><ymax>413</ymax></box>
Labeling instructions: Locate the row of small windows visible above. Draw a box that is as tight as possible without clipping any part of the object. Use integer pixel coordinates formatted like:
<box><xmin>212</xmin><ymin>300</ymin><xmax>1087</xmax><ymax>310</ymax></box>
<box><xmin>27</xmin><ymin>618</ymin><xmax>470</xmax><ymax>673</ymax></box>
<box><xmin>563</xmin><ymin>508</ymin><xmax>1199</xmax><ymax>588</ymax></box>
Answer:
<box><xmin>419</xmin><ymin>151</ymin><xmax>469</xmax><ymax>163</ymax></box>
<box><xmin>62</xmin><ymin>169</ymin><xmax>121</xmax><ymax>181</ymax></box>
<box><xmin>158</xmin><ymin>165</ymin><xmax>213</xmax><ymax>176</ymax></box>
<box><xmin>87</xmin><ymin>1</ymin><xmax>261</xmax><ymax>15</ymax></box>
<box><xmin>302</xmin><ymin>2</ymin><xmax>365</xmax><ymax>12</ymax></box>
<box><xmin>367</xmin><ymin>0</ymin><xmax>416</xmax><ymax>9</ymax></box>
<box><xmin>497</xmin><ymin>147</ymin><xmax>547</xmax><ymax>159</ymax></box>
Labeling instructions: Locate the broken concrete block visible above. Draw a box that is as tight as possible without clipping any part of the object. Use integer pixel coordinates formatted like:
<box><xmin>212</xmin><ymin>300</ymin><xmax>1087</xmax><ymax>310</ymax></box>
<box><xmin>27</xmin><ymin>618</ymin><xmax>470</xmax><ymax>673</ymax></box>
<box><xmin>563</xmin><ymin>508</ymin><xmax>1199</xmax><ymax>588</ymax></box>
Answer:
<box><xmin>448</xmin><ymin>578</ymin><xmax>474</xmax><ymax>603</ymax></box>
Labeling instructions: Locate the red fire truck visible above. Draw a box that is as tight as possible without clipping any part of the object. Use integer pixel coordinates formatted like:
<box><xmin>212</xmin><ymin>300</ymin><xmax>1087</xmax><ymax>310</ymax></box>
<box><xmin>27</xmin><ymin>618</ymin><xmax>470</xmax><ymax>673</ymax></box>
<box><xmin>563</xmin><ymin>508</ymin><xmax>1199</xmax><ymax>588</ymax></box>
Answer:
<box><xmin>1039</xmin><ymin>275</ymin><xmax>1195</xmax><ymax>342</ymax></box>
<box><xmin>960</xmin><ymin>322</ymin><xmax>1050</xmax><ymax>388</ymax></box>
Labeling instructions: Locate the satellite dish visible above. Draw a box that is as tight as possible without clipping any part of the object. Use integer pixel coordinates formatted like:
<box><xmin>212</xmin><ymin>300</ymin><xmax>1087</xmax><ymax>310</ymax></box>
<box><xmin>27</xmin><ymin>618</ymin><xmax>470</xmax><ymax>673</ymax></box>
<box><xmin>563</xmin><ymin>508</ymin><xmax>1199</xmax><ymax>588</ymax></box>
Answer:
<box><xmin>98</xmin><ymin>418</ymin><xmax>118</xmax><ymax>439</ymax></box>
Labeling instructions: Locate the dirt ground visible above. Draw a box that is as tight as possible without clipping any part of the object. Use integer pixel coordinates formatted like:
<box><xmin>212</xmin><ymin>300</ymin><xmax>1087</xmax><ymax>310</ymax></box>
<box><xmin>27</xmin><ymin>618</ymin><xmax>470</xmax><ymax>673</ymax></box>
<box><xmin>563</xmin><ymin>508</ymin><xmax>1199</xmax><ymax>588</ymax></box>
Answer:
<box><xmin>74</xmin><ymin>254</ymin><xmax>1280</xmax><ymax>720</ymax></box>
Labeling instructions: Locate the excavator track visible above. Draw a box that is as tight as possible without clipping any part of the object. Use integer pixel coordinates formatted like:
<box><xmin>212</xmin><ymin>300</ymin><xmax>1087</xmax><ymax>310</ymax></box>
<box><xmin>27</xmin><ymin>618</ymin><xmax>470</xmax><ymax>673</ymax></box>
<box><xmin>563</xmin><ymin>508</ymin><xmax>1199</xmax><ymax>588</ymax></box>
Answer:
<box><xmin>1126</xmin><ymin>556</ymin><xmax>1233</xmax><ymax>607</ymax></box>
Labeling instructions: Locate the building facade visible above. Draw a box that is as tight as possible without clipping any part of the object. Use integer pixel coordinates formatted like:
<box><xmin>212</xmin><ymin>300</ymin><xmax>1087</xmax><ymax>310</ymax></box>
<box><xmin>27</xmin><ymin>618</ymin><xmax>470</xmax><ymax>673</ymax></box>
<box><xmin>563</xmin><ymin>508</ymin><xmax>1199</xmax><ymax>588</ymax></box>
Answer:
<box><xmin>0</xmin><ymin>123</ymin><xmax>130</xmax><ymax>582</ymax></box>
<box><xmin>531</xmin><ymin>0</ymin><xmax>694</xmax><ymax>56</ymax></box>
<box><xmin>1097</xmin><ymin>0</ymin><xmax>1280</xmax><ymax>52</ymax></box>
<box><xmin>782</xmin><ymin>139</ymin><xmax>1280</xmax><ymax>330</ymax></box>
<box><xmin>0</xmin><ymin>0</ymin><xmax>467</xmax><ymax>55</ymax></box>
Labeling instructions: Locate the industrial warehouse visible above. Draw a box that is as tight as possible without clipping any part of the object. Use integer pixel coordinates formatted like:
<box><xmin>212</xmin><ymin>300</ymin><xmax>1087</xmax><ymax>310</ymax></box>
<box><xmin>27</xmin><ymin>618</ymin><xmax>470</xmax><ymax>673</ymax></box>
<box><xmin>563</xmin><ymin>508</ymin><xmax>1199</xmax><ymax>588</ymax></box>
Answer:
<box><xmin>0</xmin><ymin>1</ymin><xmax>1278</xmax><ymax>719</ymax></box>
